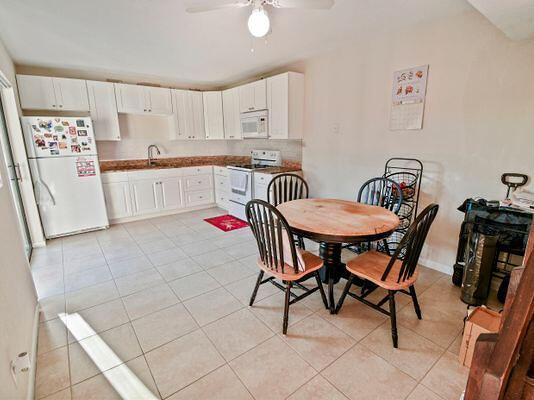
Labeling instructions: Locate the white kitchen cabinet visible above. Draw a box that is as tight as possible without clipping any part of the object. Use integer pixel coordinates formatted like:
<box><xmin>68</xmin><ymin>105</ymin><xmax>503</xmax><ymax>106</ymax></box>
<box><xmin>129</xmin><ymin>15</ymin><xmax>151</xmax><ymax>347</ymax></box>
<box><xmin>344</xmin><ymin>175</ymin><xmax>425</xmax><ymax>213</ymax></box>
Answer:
<box><xmin>115</xmin><ymin>83</ymin><xmax>173</xmax><ymax>115</ymax></box>
<box><xmin>222</xmin><ymin>87</ymin><xmax>241</xmax><ymax>139</ymax></box>
<box><xmin>185</xmin><ymin>189</ymin><xmax>214</xmax><ymax>207</ymax></box>
<box><xmin>87</xmin><ymin>80</ymin><xmax>121</xmax><ymax>141</ymax></box>
<box><xmin>239</xmin><ymin>80</ymin><xmax>267</xmax><ymax>113</ymax></box>
<box><xmin>130</xmin><ymin>179</ymin><xmax>159</xmax><ymax>215</ymax></box>
<box><xmin>214</xmin><ymin>167</ymin><xmax>230</xmax><ymax>210</ymax></box>
<box><xmin>103</xmin><ymin>182</ymin><xmax>132</xmax><ymax>219</ymax></box>
<box><xmin>172</xmin><ymin>89</ymin><xmax>205</xmax><ymax>140</ymax></box>
<box><xmin>266</xmin><ymin>72</ymin><xmax>304</xmax><ymax>139</ymax></box>
<box><xmin>17</xmin><ymin>75</ymin><xmax>89</xmax><ymax>111</ymax></box>
<box><xmin>158</xmin><ymin>177</ymin><xmax>183</xmax><ymax>211</ymax></box>
<box><xmin>203</xmin><ymin>91</ymin><xmax>224</xmax><ymax>140</ymax></box>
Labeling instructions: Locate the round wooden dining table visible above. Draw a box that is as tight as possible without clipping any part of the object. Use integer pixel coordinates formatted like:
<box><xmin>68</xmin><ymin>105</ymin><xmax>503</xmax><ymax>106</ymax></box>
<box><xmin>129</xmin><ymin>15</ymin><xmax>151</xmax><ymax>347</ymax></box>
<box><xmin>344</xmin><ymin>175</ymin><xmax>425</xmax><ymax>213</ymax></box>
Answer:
<box><xmin>277</xmin><ymin>199</ymin><xmax>400</xmax><ymax>314</ymax></box>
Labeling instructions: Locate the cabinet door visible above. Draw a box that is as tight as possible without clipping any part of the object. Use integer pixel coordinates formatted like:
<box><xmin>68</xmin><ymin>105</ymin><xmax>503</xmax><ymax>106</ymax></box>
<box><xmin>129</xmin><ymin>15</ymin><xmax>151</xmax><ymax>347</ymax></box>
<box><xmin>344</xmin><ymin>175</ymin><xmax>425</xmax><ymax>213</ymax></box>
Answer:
<box><xmin>252</xmin><ymin>80</ymin><xmax>267</xmax><ymax>110</ymax></box>
<box><xmin>52</xmin><ymin>77</ymin><xmax>89</xmax><ymax>111</ymax></box>
<box><xmin>185</xmin><ymin>189</ymin><xmax>214</xmax><ymax>207</ymax></box>
<box><xmin>203</xmin><ymin>91</ymin><xmax>224</xmax><ymax>140</ymax></box>
<box><xmin>267</xmin><ymin>73</ymin><xmax>289</xmax><ymax>139</ymax></box>
<box><xmin>87</xmin><ymin>80</ymin><xmax>121</xmax><ymax>141</ymax></box>
<box><xmin>115</xmin><ymin>83</ymin><xmax>146</xmax><ymax>114</ymax></box>
<box><xmin>239</xmin><ymin>82</ymin><xmax>254</xmax><ymax>113</ymax></box>
<box><xmin>254</xmin><ymin>183</ymin><xmax>269</xmax><ymax>202</ymax></box>
<box><xmin>158</xmin><ymin>177</ymin><xmax>183</xmax><ymax>211</ymax></box>
<box><xmin>130</xmin><ymin>180</ymin><xmax>159</xmax><ymax>215</ymax></box>
<box><xmin>190</xmin><ymin>91</ymin><xmax>206</xmax><ymax>139</ymax></box>
<box><xmin>16</xmin><ymin>75</ymin><xmax>57</xmax><ymax>110</ymax></box>
<box><xmin>103</xmin><ymin>182</ymin><xmax>132</xmax><ymax>219</ymax></box>
<box><xmin>145</xmin><ymin>87</ymin><xmax>173</xmax><ymax>115</ymax></box>
<box><xmin>222</xmin><ymin>87</ymin><xmax>241</xmax><ymax>139</ymax></box>
<box><xmin>172</xmin><ymin>89</ymin><xmax>189</xmax><ymax>140</ymax></box>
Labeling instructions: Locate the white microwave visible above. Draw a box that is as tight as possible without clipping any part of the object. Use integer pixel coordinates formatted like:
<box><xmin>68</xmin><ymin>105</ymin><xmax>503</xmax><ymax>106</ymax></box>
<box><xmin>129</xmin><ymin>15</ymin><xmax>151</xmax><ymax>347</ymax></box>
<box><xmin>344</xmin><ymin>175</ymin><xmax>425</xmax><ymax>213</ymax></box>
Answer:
<box><xmin>241</xmin><ymin>110</ymin><xmax>269</xmax><ymax>139</ymax></box>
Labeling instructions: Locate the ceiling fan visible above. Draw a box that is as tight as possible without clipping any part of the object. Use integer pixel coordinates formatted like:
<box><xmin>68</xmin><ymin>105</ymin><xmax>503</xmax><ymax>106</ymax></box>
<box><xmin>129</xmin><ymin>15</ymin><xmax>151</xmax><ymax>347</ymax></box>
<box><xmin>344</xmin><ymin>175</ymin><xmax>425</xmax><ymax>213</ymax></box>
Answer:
<box><xmin>186</xmin><ymin>0</ymin><xmax>335</xmax><ymax>38</ymax></box>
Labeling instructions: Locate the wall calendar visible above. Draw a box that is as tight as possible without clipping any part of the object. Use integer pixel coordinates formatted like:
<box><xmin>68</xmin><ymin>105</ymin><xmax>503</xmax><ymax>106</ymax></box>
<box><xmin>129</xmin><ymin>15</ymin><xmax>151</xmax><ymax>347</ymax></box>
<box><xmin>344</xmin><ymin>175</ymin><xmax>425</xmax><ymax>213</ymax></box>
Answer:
<box><xmin>389</xmin><ymin>65</ymin><xmax>429</xmax><ymax>130</ymax></box>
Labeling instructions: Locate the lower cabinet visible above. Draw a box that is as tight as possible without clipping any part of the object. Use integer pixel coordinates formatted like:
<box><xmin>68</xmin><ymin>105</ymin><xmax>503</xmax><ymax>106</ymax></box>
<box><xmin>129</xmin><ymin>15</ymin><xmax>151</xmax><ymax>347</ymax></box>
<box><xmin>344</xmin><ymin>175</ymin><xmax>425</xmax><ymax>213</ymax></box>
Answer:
<box><xmin>158</xmin><ymin>177</ymin><xmax>183</xmax><ymax>211</ymax></box>
<box><xmin>102</xmin><ymin>181</ymin><xmax>132</xmax><ymax>220</ymax></box>
<box><xmin>131</xmin><ymin>179</ymin><xmax>159</xmax><ymax>215</ymax></box>
<box><xmin>185</xmin><ymin>189</ymin><xmax>214</xmax><ymax>207</ymax></box>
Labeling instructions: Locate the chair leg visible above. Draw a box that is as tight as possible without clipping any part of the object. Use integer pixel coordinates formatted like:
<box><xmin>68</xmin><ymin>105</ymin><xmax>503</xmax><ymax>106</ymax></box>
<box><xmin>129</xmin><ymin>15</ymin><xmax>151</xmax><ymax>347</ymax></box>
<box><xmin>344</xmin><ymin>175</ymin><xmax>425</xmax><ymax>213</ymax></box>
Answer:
<box><xmin>297</xmin><ymin>236</ymin><xmax>305</xmax><ymax>250</ymax></box>
<box><xmin>388</xmin><ymin>290</ymin><xmax>398</xmax><ymax>348</ymax></box>
<box><xmin>315</xmin><ymin>271</ymin><xmax>328</xmax><ymax>309</ymax></box>
<box><xmin>409</xmin><ymin>285</ymin><xmax>422</xmax><ymax>320</ymax></box>
<box><xmin>335</xmin><ymin>275</ymin><xmax>353</xmax><ymax>313</ymax></box>
<box><xmin>283</xmin><ymin>281</ymin><xmax>292</xmax><ymax>335</ymax></box>
<box><xmin>249</xmin><ymin>271</ymin><xmax>264</xmax><ymax>307</ymax></box>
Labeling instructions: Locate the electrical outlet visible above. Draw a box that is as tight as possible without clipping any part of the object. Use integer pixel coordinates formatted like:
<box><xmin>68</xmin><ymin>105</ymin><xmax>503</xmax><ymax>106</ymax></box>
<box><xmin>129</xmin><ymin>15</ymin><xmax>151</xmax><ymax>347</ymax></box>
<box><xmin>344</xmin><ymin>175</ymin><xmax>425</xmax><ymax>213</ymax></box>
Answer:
<box><xmin>332</xmin><ymin>123</ymin><xmax>340</xmax><ymax>135</ymax></box>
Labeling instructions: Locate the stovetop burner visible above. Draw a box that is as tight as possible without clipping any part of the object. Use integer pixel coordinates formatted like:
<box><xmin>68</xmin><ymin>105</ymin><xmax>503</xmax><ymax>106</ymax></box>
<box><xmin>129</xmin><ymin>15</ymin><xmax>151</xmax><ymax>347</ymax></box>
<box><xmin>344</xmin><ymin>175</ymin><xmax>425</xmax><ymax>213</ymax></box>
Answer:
<box><xmin>230</xmin><ymin>164</ymin><xmax>270</xmax><ymax>170</ymax></box>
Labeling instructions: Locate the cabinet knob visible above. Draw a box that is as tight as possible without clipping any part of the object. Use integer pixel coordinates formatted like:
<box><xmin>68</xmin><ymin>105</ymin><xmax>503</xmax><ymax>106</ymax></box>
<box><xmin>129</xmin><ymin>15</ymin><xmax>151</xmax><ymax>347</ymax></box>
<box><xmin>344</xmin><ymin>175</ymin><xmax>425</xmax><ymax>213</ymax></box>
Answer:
<box><xmin>249</xmin><ymin>107</ymin><xmax>254</xmax><ymax>110</ymax></box>
<box><xmin>59</xmin><ymin>104</ymin><xmax>63</xmax><ymax>108</ymax></box>
<box><xmin>52</xmin><ymin>104</ymin><xmax>56</xmax><ymax>108</ymax></box>
<box><xmin>149</xmin><ymin>109</ymin><xmax>152</xmax><ymax>112</ymax></box>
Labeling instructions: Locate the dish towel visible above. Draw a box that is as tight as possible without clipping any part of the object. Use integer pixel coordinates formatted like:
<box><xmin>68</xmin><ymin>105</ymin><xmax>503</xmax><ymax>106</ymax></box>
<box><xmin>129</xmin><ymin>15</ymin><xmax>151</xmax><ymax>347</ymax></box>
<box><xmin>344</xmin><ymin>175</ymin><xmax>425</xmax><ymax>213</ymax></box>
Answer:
<box><xmin>230</xmin><ymin>172</ymin><xmax>248</xmax><ymax>194</ymax></box>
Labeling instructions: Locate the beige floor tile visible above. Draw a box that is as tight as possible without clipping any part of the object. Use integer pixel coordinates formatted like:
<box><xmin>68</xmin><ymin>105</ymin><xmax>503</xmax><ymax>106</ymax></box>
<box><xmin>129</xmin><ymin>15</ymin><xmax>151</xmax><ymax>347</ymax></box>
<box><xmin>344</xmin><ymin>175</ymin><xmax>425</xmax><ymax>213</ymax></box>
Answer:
<box><xmin>33</xmin><ymin>267</ymin><xmax>65</xmax><ymax>299</ymax></box>
<box><xmin>230</xmin><ymin>336</ymin><xmax>317</xmax><ymax>400</ymax></box>
<box><xmin>147</xmin><ymin>247</ymin><xmax>188</xmax><ymax>266</ymax></box>
<box><xmin>69</xmin><ymin>323</ymin><xmax>142</xmax><ymax>385</ymax></box>
<box><xmin>122</xmin><ymin>283</ymin><xmax>179</xmax><ymax>320</ymax></box>
<box><xmin>180</xmin><ymin>239</ymin><xmax>220</xmax><ymax>256</ymax></box>
<box><xmin>183</xmin><ymin>287</ymin><xmax>243</xmax><ymax>326</ymax></box>
<box><xmin>66</xmin><ymin>299</ymin><xmax>129</xmax><ymax>343</ymax></box>
<box><xmin>416</xmin><ymin>266</ymin><xmax>446</xmax><ymax>292</ymax></box>
<box><xmin>38</xmin><ymin>318</ymin><xmax>68</xmax><ymax>355</ymax></box>
<box><xmin>287</xmin><ymin>375</ymin><xmax>348</xmax><ymax>400</ymax></box>
<box><xmin>41</xmin><ymin>388</ymin><xmax>71</xmax><ymax>400</ymax></box>
<box><xmin>114</xmin><ymin>268</ymin><xmax>165</xmax><ymax>296</ymax></box>
<box><xmin>251</xmin><ymin>292</ymin><xmax>314</xmax><ymax>333</ymax></box>
<box><xmin>207</xmin><ymin>260</ymin><xmax>256</xmax><ymax>286</ymax></box>
<box><xmin>421</xmin><ymin>352</ymin><xmax>469</xmax><ymax>400</ymax></box>
<box><xmin>132</xmin><ymin>304</ymin><xmax>198</xmax><ymax>352</ymax></box>
<box><xmin>145</xmin><ymin>330</ymin><xmax>225</xmax><ymax>398</ymax></box>
<box><xmin>107</xmin><ymin>255</ymin><xmax>153</xmax><ymax>279</ymax></box>
<box><xmin>213</xmin><ymin>234</ymin><xmax>248</xmax><ymax>249</ymax></box>
<box><xmin>407</xmin><ymin>384</ymin><xmax>444</xmax><ymax>400</ymax></box>
<box><xmin>322</xmin><ymin>344</ymin><xmax>416</xmax><ymax>400</ymax></box>
<box><xmin>156</xmin><ymin>257</ymin><xmax>203</xmax><ymax>282</ymax></box>
<box><xmin>169</xmin><ymin>232</ymin><xmax>198</xmax><ymax>246</ymax></box>
<box><xmin>65</xmin><ymin>280</ymin><xmax>119</xmax><ymax>313</ymax></box>
<box><xmin>102</xmin><ymin>243</ymin><xmax>144</xmax><ymax>263</ymax></box>
<box><xmin>167</xmin><ymin>365</ymin><xmax>253</xmax><ymax>400</ymax></box>
<box><xmin>139</xmin><ymin>237</ymin><xmax>176</xmax><ymax>255</ymax></box>
<box><xmin>35</xmin><ymin>346</ymin><xmax>70</xmax><ymax>399</ymax></box>
<box><xmin>318</xmin><ymin>298</ymin><xmax>387</xmax><ymax>341</ymax></box>
<box><xmin>203</xmin><ymin>309</ymin><xmax>273</xmax><ymax>361</ymax></box>
<box><xmin>168</xmin><ymin>271</ymin><xmax>221</xmax><ymax>301</ymax></box>
<box><xmin>71</xmin><ymin>356</ymin><xmax>159</xmax><ymax>399</ymax></box>
<box><xmin>222</xmin><ymin>242</ymin><xmax>258</xmax><ymax>259</ymax></box>
<box><xmin>361</xmin><ymin>323</ymin><xmax>445</xmax><ymax>380</ymax></box>
<box><xmin>63</xmin><ymin>254</ymin><xmax>107</xmax><ymax>276</ymax></box>
<box><xmin>236</xmin><ymin>254</ymin><xmax>261</xmax><ymax>272</ymax></box>
<box><xmin>39</xmin><ymin>294</ymin><xmax>66</xmax><ymax>322</ymax></box>
<box><xmin>64</xmin><ymin>265</ymin><xmax>112</xmax><ymax>293</ymax></box>
<box><xmin>192</xmin><ymin>249</ymin><xmax>235</xmax><ymax>269</ymax></box>
<box><xmin>224</xmin><ymin>274</ymin><xmax>280</xmax><ymax>305</ymax></box>
<box><xmin>31</xmin><ymin>248</ymin><xmax>63</xmax><ymax>269</ymax></box>
<box><xmin>281</xmin><ymin>314</ymin><xmax>355</xmax><ymax>371</ymax></box>
<box><xmin>448</xmin><ymin>331</ymin><xmax>463</xmax><ymax>356</ymax></box>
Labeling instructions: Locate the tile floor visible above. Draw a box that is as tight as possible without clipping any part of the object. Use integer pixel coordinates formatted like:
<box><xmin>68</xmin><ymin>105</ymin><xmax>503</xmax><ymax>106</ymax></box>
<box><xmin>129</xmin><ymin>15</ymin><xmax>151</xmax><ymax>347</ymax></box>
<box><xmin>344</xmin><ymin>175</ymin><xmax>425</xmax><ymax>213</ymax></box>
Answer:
<box><xmin>32</xmin><ymin>207</ymin><xmax>470</xmax><ymax>400</ymax></box>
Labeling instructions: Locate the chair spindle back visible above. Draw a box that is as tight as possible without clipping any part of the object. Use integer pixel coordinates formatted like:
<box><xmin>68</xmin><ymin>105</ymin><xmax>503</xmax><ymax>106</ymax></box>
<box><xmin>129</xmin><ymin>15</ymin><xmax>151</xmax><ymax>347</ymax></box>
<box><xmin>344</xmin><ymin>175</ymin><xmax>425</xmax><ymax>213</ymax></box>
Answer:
<box><xmin>267</xmin><ymin>173</ymin><xmax>309</xmax><ymax>206</ymax></box>
<box><xmin>357</xmin><ymin>177</ymin><xmax>403</xmax><ymax>214</ymax></box>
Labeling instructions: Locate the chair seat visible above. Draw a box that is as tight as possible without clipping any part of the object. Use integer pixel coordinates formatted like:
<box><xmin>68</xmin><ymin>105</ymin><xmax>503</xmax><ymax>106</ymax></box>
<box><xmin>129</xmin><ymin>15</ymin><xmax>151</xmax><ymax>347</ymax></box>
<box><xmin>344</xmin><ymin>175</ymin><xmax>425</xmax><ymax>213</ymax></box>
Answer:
<box><xmin>346</xmin><ymin>250</ymin><xmax>418</xmax><ymax>291</ymax></box>
<box><xmin>257</xmin><ymin>251</ymin><xmax>324</xmax><ymax>281</ymax></box>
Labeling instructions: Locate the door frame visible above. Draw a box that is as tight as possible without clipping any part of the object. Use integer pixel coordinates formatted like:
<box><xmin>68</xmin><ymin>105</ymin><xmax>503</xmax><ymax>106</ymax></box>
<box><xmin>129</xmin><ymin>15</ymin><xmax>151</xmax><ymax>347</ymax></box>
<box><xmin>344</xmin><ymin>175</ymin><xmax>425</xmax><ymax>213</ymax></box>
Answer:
<box><xmin>0</xmin><ymin>70</ymin><xmax>45</xmax><ymax>247</ymax></box>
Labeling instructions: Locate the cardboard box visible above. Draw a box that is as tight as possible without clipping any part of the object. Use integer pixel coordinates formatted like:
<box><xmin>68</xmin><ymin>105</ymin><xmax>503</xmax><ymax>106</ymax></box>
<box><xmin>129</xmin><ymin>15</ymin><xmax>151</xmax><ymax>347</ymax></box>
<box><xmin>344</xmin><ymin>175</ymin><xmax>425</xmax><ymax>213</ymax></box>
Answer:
<box><xmin>459</xmin><ymin>307</ymin><xmax>501</xmax><ymax>368</ymax></box>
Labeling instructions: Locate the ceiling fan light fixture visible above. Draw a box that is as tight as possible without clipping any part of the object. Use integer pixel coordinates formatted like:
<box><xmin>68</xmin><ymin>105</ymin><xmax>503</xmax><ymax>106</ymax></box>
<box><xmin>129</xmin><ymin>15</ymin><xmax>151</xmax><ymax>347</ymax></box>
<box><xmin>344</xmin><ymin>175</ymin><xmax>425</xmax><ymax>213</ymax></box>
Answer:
<box><xmin>248</xmin><ymin>6</ymin><xmax>270</xmax><ymax>38</ymax></box>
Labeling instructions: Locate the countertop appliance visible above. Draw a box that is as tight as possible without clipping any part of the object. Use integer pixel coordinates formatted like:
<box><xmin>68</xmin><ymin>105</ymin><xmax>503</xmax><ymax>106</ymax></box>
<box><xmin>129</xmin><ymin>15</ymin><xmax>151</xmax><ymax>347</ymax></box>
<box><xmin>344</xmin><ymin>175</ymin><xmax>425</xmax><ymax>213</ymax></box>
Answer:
<box><xmin>241</xmin><ymin>110</ymin><xmax>269</xmax><ymax>139</ymax></box>
<box><xmin>228</xmin><ymin>150</ymin><xmax>282</xmax><ymax>220</ymax></box>
<box><xmin>21</xmin><ymin>116</ymin><xmax>109</xmax><ymax>238</ymax></box>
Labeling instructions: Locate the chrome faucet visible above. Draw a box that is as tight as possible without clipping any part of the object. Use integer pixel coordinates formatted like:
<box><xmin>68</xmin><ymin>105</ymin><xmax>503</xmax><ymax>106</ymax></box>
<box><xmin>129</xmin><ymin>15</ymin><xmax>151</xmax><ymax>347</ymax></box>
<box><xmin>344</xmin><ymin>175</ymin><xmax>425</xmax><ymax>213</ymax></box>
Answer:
<box><xmin>147</xmin><ymin>145</ymin><xmax>161</xmax><ymax>167</ymax></box>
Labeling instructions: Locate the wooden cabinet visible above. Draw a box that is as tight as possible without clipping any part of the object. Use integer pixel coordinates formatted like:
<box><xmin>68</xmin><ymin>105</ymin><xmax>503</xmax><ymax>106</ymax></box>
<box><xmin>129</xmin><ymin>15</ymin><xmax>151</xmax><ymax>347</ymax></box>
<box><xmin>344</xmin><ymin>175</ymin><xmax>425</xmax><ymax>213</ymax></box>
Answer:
<box><xmin>87</xmin><ymin>80</ymin><xmax>121</xmax><ymax>141</ymax></box>
<box><xmin>172</xmin><ymin>89</ymin><xmax>205</xmax><ymax>140</ymax></box>
<box><xmin>222</xmin><ymin>87</ymin><xmax>241</xmax><ymax>139</ymax></box>
<box><xmin>239</xmin><ymin>80</ymin><xmax>267</xmax><ymax>113</ymax></box>
<box><xmin>203</xmin><ymin>91</ymin><xmax>224</xmax><ymax>140</ymax></box>
<box><xmin>115</xmin><ymin>83</ymin><xmax>173</xmax><ymax>115</ymax></box>
<box><xmin>17</xmin><ymin>75</ymin><xmax>89</xmax><ymax>111</ymax></box>
<box><xmin>266</xmin><ymin>72</ymin><xmax>304</xmax><ymax>139</ymax></box>
<box><xmin>102</xmin><ymin>181</ymin><xmax>132</xmax><ymax>220</ymax></box>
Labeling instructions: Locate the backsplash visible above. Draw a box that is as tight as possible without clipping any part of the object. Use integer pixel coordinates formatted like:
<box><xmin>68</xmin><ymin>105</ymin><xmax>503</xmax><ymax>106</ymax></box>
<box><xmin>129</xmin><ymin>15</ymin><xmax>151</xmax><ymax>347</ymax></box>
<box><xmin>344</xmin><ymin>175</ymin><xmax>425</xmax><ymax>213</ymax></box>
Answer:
<box><xmin>96</xmin><ymin>114</ymin><xmax>303</xmax><ymax>162</ymax></box>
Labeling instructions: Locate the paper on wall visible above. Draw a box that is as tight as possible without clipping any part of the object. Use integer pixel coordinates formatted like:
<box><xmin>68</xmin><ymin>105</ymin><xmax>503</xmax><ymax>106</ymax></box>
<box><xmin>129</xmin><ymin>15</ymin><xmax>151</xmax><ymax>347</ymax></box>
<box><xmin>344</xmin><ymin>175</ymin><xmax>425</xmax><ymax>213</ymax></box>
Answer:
<box><xmin>389</xmin><ymin>65</ymin><xmax>429</xmax><ymax>130</ymax></box>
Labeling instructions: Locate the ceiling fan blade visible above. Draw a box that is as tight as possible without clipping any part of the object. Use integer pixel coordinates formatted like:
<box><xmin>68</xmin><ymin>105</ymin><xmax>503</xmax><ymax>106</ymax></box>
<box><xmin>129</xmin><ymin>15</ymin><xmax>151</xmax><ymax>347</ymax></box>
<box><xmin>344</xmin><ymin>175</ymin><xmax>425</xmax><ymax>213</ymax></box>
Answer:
<box><xmin>186</xmin><ymin>0</ymin><xmax>251</xmax><ymax>13</ymax></box>
<box><xmin>272</xmin><ymin>0</ymin><xmax>334</xmax><ymax>9</ymax></box>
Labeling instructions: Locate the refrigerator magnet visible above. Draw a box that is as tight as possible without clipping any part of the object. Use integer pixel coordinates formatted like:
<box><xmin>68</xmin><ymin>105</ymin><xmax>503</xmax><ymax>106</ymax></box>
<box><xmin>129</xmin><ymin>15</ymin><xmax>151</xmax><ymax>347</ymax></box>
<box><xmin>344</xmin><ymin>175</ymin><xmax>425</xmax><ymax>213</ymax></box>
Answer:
<box><xmin>49</xmin><ymin>142</ymin><xmax>58</xmax><ymax>150</ymax></box>
<box><xmin>76</xmin><ymin>120</ymin><xmax>85</xmax><ymax>127</ymax></box>
<box><xmin>54</xmin><ymin>125</ymin><xmax>64</xmax><ymax>132</ymax></box>
<box><xmin>61</xmin><ymin>121</ymin><xmax>70</xmax><ymax>126</ymax></box>
<box><xmin>68</xmin><ymin>126</ymin><xmax>77</xmax><ymax>136</ymax></box>
<box><xmin>50</xmin><ymin>149</ymin><xmax>59</xmax><ymax>155</ymax></box>
<box><xmin>71</xmin><ymin>145</ymin><xmax>81</xmax><ymax>153</ymax></box>
<box><xmin>77</xmin><ymin>129</ymin><xmax>88</xmax><ymax>136</ymax></box>
<box><xmin>59</xmin><ymin>142</ymin><xmax>67</xmax><ymax>150</ymax></box>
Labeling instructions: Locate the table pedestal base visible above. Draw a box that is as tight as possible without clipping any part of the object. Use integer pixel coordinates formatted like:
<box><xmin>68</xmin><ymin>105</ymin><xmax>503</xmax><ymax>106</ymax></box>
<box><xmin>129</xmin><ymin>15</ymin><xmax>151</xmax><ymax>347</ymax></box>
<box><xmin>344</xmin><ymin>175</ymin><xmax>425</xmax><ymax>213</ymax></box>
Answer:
<box><xmin>319</xmin><ymin>242</ymin><xmax>345</xmax><ymax>314</ymax></box>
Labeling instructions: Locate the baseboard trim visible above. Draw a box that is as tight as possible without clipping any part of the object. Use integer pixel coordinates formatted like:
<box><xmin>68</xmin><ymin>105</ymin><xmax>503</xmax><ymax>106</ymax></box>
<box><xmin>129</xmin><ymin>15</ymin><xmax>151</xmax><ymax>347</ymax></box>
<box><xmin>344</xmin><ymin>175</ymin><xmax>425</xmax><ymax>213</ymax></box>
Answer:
<box><xmin>109</xmin><ymin>203</ymin><xmax>220</xmax><ymax>224</ymax></box>
<box><xmin>27</xmin><ymin>304</ymin><xmax>39</xmax><ymax>400</ymax></box>
<box><xmin>419</xmin><ymin>257</ymin><xmax>453</xmax><ymax>275</ymax></box>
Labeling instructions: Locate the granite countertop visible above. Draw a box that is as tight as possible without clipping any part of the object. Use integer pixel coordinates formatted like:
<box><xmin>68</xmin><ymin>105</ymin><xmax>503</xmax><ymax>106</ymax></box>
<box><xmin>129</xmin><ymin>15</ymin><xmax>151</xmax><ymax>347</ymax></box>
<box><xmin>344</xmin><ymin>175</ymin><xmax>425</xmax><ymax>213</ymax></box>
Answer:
<box><xmin>100</xmin><ymin>156</ymin><xmax>301</xmax><ymax>173</ymax></box>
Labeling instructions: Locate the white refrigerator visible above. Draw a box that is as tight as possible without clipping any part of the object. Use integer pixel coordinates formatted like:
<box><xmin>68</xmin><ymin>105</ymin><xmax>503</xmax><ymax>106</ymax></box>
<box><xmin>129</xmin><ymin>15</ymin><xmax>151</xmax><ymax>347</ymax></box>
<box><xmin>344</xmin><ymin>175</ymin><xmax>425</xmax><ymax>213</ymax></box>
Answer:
<box><xmin>21</xmin><ymin>116</ymin><xmax>109</xmax><ymax>238</ymax></box>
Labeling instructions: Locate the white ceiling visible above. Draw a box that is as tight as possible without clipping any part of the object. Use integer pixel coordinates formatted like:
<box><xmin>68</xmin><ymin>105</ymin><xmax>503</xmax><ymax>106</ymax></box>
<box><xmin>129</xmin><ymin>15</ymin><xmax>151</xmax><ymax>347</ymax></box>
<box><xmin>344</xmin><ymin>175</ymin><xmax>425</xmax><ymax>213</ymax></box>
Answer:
<box><xmin>0</xmin><ymin>0</ymin><xmax>473</xmax><ymax>87</ymax></box>
<box><xmin>467</xmin><ymin>0</ymin><xmax>534</xmax><ymax>40</ymax></box>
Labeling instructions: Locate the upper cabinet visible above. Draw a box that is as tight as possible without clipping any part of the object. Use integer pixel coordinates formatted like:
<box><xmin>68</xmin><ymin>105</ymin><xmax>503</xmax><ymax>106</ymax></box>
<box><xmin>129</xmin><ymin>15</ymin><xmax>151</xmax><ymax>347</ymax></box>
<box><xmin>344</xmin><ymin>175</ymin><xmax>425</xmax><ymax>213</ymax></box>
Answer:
<box><xmin>17</xmin><ymin>75</ymin><xmax>89</xmax><ymax>111</ymax></box>
<box><xmin>239</xmin><ymin>80</ymin><xmax>267</xmax><ymax>113</ymax></box>
<box><xmin>115</xmin><ymin>83</ymin><xmax>173</xmax><ymax>116</ymax></box>
<box><xmin>172</xmin><ymin>89</ymin><xmax>205</xmax><ymax>140</ymax></box>
<box><xmin>266</xmin><ymin>72</ymin><xmax>304</xmax><ymax>140</ymax></box>
<box><xmin>222</xmin><ymin>87</ymin><xmax>241</xmax><ymax>140</ymax></box>
<box><xmin>203</xmin><ymin>91</ymin><xmax>224</xmax><ymax>140</ymax></box>
<box><xmin>87</xmin><ymin>80</ymin><xmax>121</xmax><ymax>141</ymax></box>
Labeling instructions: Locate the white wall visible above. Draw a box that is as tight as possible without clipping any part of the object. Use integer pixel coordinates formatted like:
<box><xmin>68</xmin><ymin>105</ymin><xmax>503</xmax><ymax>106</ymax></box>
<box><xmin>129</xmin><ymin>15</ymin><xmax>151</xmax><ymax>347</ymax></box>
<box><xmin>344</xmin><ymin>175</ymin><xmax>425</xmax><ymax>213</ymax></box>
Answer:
<box><xmin>0</xmin><ymin>38</ymin><xmax>38</xmax><ymax>399</ymax></box>
<box><xmin>300</xmin><ymin>10</ymin><xmax>534</xmax><ymax>273</ymax></box>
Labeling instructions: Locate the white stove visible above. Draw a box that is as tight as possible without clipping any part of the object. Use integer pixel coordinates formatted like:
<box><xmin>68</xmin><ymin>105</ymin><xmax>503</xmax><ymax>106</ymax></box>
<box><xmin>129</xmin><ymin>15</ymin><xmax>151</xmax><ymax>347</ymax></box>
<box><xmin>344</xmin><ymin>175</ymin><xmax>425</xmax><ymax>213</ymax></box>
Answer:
<box><xmin>228</xmin><ymin>150</ymin><xmax>282</xmax><ymax>220</ymax></box>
